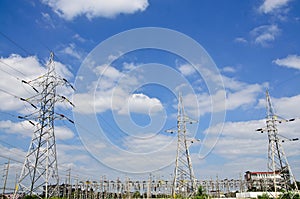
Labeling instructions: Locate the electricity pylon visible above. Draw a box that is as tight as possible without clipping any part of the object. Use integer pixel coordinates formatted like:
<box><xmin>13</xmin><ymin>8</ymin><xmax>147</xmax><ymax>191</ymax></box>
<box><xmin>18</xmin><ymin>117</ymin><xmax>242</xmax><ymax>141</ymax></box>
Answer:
<box><xmin>256</xmin><ymin>90</ymin><xmax>298</xmax><ymax>193</ymax></box>
<box><xmin>167</xmin><ymin>93</ymin><xmax>198</xmax><ymax>198</ymax></box>
<box><xmin>14</xmin><ymin>52</ymin><xmax>74</xmax><ymax>198</ymax></box>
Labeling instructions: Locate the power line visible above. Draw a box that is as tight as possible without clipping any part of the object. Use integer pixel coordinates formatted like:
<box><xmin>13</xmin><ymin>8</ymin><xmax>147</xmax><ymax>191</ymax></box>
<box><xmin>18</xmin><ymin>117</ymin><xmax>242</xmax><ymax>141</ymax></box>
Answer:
<box><xmin>0</xmin><ymin>59</ymin><xmax>26</xmax><ymax>78</ymax></box>
<box><xmin>0</xmin><ymin>31</ymin><xmax>32</xmax><ymax>56</ymax></box>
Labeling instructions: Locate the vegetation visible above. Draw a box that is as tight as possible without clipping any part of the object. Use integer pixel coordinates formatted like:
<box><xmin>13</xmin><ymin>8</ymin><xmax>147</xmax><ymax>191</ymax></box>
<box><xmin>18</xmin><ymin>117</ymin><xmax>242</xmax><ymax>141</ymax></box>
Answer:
<box><xmin>257</xmin><ymin>193</ymin><xmax>270</xmax><ymax>199</ymax></box>
<box><xmin>132</xmin><ymin>191</ymin><xmax>141</xmax><ymax>198</ymax></box>
<box><xmin>193</xmin><ymin>186</ymin><xmax>209</xmax><ymax>199</ymax></box>
<box><xmin>23</xmin><ymin>195</ymin><xmax>39</xmax><ymax>199</ymax></box>
<box><xmin>279</xmin><ymin>192</ymin><xmax>300</xmax><ymax>199</ymax></box>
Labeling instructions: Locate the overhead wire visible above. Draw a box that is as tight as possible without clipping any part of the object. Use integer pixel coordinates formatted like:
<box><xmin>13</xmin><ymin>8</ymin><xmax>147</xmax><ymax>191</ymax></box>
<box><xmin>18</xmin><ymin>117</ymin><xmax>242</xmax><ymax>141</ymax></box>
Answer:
<box><xmin>0</xmin><ymin>31</ymin><xmax>32</xmax><ymax>56</ymax></box>
<box><xmin>0</xmin><ymin>29</ymin><xmax>98</xmax><ymax>179</ymax></box>
<box><xmin>0</xmin><ymin>59</ymin><xmax>26</xmax><ymax>78</ymax></box>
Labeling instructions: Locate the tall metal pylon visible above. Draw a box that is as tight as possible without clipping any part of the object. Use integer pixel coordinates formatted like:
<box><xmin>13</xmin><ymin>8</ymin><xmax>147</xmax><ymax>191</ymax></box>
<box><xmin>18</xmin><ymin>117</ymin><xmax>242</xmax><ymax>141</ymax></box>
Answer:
<box><xmin>14</xmin><ymin>52</ymin><xmax>74</xmax><ymax>198</ymax></box>
<box><xmin>167</xmin><ymin>93</ymin><xmax>197</xmax><ymax>198</ymax></box>
<box><xmin>256</xmin><ymin>90</ymin><xmax>298</xmax><ymax>193</ymax></box>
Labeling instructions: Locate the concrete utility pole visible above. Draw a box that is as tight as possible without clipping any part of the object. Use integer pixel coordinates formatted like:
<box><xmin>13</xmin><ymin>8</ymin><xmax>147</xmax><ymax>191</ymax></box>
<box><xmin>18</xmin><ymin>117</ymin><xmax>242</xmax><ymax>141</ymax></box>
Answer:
<box><xmin>14</xmin><ymin>52</ymin><xmax>75</xmax><ymax>198</ymax></box>
<box><xmin>256</xmin><ymin>90</ymin><xmax>299</xmax><ymax>193</ymax></box>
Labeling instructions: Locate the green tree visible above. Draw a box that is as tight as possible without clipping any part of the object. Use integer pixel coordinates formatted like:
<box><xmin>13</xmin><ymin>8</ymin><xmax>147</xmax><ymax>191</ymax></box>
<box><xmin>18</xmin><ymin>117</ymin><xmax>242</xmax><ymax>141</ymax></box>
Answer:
<box><xmin>133</xmin><ymin>191</ymin><xmax>141</xmax><ymax>199</ymax></box>
<box><xmin>194</xmin><ymin>186</ymin><xmax>208</xmax><ymax>199</ymax></box>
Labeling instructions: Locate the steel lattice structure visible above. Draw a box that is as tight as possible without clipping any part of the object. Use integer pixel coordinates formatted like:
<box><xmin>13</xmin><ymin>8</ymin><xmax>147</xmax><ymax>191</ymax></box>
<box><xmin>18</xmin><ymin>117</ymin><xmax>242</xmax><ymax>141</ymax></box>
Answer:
<box><xmin>257</xmin><ymin>90</ymin><xmax>298</xmax><ymax>193</ymax></box>
<box><xmin>170</xmin><ymin>93</ymin><xmax>197</xmax><ymax>198</ymax></box>
<box><xmin>14</xmin><ymin>52</ymin><xmax>74</xmax><ymax>198</ymax></box>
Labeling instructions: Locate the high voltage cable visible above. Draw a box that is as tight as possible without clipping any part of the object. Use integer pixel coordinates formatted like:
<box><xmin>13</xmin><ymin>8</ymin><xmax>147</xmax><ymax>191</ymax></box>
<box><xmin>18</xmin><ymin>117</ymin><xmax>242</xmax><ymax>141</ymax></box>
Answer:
<box><xmin>0</xmin><ymin>31</ymin><xmax>32</xmax><ymax>56</ymax></box>
<box><xmin>0</xmin><ymin>59</ymin><xmax>26</xmax><ymax>78</ymax></box>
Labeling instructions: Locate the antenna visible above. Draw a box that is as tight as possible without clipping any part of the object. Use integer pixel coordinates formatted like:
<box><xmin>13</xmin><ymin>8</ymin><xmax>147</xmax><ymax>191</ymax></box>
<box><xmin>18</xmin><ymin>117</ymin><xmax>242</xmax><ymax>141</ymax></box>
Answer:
<box><xmin>14</xmin><ymin>52</ymin><xmax>75</xmax><ymax>198</ymax></box>
<box><xmin>256</xmin><ymin>90</ymin><xmax>298</xmax><ymax>193</ymax></box>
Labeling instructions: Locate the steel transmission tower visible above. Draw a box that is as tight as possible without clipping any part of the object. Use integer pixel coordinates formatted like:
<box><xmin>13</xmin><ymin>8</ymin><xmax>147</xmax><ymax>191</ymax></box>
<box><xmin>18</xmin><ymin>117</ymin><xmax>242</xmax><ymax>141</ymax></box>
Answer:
<box><xmin>14</xmin><ymin>52</ymin><xmax>74</xmax><ymax>198</ymax></box>
<box><xmin>167</xmin><ymin>93</ymin><xmax>197</xmax><ymax>198</ymax></box>
<box><xmin>256</xmin><ymin>90</ymin><xmax>298</xmax><ymax>193</ymax></box>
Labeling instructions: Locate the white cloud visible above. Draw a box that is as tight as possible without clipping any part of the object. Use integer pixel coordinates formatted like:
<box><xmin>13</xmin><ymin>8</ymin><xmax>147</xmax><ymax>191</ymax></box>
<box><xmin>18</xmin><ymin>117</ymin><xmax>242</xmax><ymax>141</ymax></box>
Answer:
<box><xmin>273</xmin><ymin>54</ymin><xmax>300</xmax><ymax>70</ymax></box>
<box><xmin>60</xmin><ymin>43</ymin><xmax>83</xmax><ymax>60</ymax></box>
<box><xmin>198</xmin><ymin>118</ymin><xmax>300</xmax><ymax>178</ymax></box>
<box><xmin>234</xmin><ymin>37</ymin><xmax>248</xmax><ymax>44</ymax></box>
<box><xmin>74</xmin><ymin>64</ymin><xmax>164</xmax><ymax>116</ymax></box>
<box><xmin>222</xmin><ymin>66</ymin><xmax>236</xmax><ymax>73</ymax></box>
<box><xmin>0</xmin><ymin>144</ymin><xmax>26</xmax><ymax>164</ymax></box>
<box><xmin>72</xmin><ymin>34</ymin><xmax>86</xmax><ymax>43</ymax></box>
<box><xmin>41</xmin><ymin>12</ymin><xmax>55</xmax><ymax>28</ymax></box>
<box><xmin>0</xmin><ymin>54</ymin><xmax>73</xmax><ymax>113</ymax></box>
<box><xmin>119</xmin><ymin>93</ymin><xmax>164</xmax><ymax>115</ymax></box>
<box><xmin>178</xmin><ymin>64</ymin><xmax>196</xmax><ymax>76</ymax></box>
<box><xmin>259</xmin><ymin>0</ymin><xmax>290</xmax><ymax>14</ymax></box>
<box><xmin>0</xmin><ymin>120</ymin><xmax>34</xmax><ymax>137</ymax></box>
<box><xmin>257</xmin><ymin>93</ymin><xmax>300</xmax><ymax>118</ymax></box>
<box><xmin>42</xmin><ymin>0</ymin><xmax>149</xmax><ymax>20</ymax></box>
<box><xmin>123</xmin><ymin>134</ymin><xmax>175</xmax><ymax>154</ymax></box>
<box><xmin>123</xmin><ymin>62</ymin><xmax>138</xmax><ymax>71</ymax></box>
<box><xmin>177</xmin><ymin>66</ymin><xmax>265</xmax><ymax>118</ymax></box>
<box><xmin>251</xmin><ymin>24</ymin><xmax>280</xmax><ymax>47</ymax></box>
<box><xmin>91</xmin><ymin>134</ymin><xmax>177</xmax><ymax>173</ymax></box>
<box><xmin>94</xmin><ymin>64</ymin><xmax>122</xmax><ymax>79</ymax></box>
<box><xmin>0</xmin><ymin>120</ymin><xmax>74</xmax><ymax>140</ymax></box>
<box><xmin>226</xmin><ymin>83</ymin><xmax>263</xmax><ymax>110</ymax></box>
<box><xmin>55</xmin><ymin>126</ymin><xmax>74</xmax><ymax>140</ymax></box>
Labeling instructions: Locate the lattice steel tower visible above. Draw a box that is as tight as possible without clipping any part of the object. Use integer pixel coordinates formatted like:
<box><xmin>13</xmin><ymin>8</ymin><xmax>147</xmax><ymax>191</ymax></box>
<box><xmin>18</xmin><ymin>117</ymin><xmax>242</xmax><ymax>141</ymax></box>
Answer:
<box><xmin>14</xmin><ymin>52</ymin><xmax>74</xmax><ymax>198</ymax></box>
<box><xmin>257</xmin><ymin>90</ymin><xmax>298</xmax><ymax>192</ymax></box>
<box><xmin>169</xmin><ymin>93</ymin><xmax>197</xmax><ymax>198</ymax></box>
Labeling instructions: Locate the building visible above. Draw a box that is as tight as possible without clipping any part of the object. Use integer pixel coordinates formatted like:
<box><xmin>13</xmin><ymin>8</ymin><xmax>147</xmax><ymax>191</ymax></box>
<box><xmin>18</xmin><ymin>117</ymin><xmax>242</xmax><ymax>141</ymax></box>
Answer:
<box><xmin>244</xmin><ymin>171</ymin><xmax>283</xmax><ymax>191</ymax></box>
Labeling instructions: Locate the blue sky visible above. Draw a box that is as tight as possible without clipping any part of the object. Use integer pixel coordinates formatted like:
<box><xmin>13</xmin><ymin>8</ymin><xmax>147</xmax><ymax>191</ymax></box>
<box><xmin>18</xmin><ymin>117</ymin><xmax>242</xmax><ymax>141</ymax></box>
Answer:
<box><xmin>1</xmin><ymin>0</ymin><xmax>300</xmax><ymax>189</ymax></box>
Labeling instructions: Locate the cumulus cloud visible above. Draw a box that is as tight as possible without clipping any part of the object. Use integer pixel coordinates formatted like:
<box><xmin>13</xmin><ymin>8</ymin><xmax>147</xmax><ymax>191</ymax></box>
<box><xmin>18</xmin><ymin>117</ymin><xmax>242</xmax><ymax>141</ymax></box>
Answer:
<box><xmin>0</xmin><ymin>120</ymin><xmax>74</xmax><ymax>140</ymax></box>
<box><xmin>199</xmin><ymin>118</ymin><xmax>300</xmax><ymax>178</ymax></box>
<box><xmin>222</xmin><ymin>66</ymin><xmax>236</xmax><ymax>73</ymax></box>
<box><xmin>259</xmin><ymin>0</ymin><xmax>291</xmax><ymax>14</ymax></box>
<box><xmin>273</xmin><ymin>54</ymin><xmax>300</xmax><ymax>70</ymax></box>
<box><xmin>234</xmin><ymin>37</ymin><xmax>248</xmax><ymax>44</ymax></box>
<box><xmin>0</xmin><ymin>120</ymin><xmax>34</xmax><ymax>137</ymax></box>
<box><xmin>41</xmin><ymin>12</ymin><xmax>55</xmax><ymax>28</ymax></box>
<box><xmin>54</xmin><ymin>126</ymin><xmax>74</xmax><ymax>140</ymax></box>
<box><xmin>257</xmin><ymin>93</ymin><xmax>300</xmax><ymax>118</ymax></box>
<box><xmin>94</xmin><ymin>64</ymin><xmax>122</xmax><ymax>79</ymax></box>
<box><xmin>72</xmin><ymin>34</ymin><xmax>86</xmax><ymax>43</ymax></box>
<box><xmin>250</xmin><ymin>24</ymin><xmax>280</xmax><ymax>47</ymax></box>
<box><xmin>119</xmin><ymin>93</ymin><xmax>163</xmax><ymax>115</ymax></box>
<box><xmin>60</xmin><ymin>43</ymin><xmax>83</xmax><ymax>60</ymax></box>
<box><xmin>74</xmin><ymin>64</ymin><xmax>164</xmax><ymax>116</ymax></box>
<box><xmin>0</xmin><ymin>54</ymin><xmax>73</xmax><ymax>113</ymax></box>
<box><xmin>183</xmin><ymin>71</ymin><xmax>265</xmax><ymax>117</ymax></box>
<box><xmin>178</xmin><ymin>64</ymin><xmax>196</xmax><ymax>76</ymax></box>
<box><xmin>41</xmin><ymin>0</ymin><xmax>149</xmax><ymax>20</ymax></box>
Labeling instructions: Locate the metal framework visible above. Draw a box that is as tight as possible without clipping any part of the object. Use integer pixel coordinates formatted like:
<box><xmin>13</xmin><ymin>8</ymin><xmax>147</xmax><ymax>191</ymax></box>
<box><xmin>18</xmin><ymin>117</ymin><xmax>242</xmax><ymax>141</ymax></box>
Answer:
<box><xmin>257</xmin><ymin>90</ymin><xmax>298</xmax><ymax>193</ymax></box>
<box><xmin>170</xmin><ymin>93</ymin><xmax>197</xmax><ymax>198</ymax></box>
<box><xmin>14</xmin><ymin>52</ymin><xmax>74</xmax><ymax>198</ymax></box>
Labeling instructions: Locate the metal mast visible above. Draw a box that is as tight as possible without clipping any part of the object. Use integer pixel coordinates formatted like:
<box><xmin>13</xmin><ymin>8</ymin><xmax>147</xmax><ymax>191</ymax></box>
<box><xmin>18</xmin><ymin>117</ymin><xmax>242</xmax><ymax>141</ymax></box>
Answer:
<box><xmin>257</xmin><ymin>90</ymin><xmax>298</xmax><ymax>192</ymax></box>
<box><xmin>14</xmin><ymin>52</ymin><xmax>74</xmax><ymax>198</ymax></box>
<box><xmin>170</xmin><ymin>93</ymin><xmax>197</xmax><ymax>198</ymax></box>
